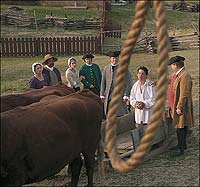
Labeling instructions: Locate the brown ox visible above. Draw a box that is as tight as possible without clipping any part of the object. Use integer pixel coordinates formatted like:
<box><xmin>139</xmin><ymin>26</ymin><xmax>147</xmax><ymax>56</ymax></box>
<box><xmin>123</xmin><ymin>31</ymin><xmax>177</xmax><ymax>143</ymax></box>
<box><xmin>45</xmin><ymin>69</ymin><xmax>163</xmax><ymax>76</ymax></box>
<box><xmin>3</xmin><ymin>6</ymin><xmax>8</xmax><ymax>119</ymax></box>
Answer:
<box><xmin>0</xmin><ymin>90</ymin><xmax>102</xmax><ymax>186</ymax></box>
<box><xmin>1</xmin><ymin>84</ymin><xmax>75</xmax><ymax>112</ymax></box>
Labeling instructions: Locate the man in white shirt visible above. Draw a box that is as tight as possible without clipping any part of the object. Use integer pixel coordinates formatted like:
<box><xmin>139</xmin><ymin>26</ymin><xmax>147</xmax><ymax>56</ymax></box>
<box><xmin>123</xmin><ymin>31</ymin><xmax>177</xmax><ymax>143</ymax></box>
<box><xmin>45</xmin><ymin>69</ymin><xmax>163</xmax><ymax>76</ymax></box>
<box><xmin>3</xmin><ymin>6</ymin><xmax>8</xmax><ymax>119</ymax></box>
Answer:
<box><xmin>130</xmin><ymin>66</ymin><xmax>156</xmax><ymax>133</ymax></box>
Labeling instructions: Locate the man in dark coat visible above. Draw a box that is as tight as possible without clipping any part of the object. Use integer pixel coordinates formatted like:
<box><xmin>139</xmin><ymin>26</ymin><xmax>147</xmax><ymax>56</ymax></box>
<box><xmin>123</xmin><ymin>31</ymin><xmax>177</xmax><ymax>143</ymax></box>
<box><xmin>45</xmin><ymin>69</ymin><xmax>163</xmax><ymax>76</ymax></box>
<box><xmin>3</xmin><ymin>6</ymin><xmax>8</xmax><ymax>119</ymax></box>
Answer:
<box><xmin>168</xmin><ymin>55</ymin><xmax>194</xmax><ymax>156</ymax></box>
<box><xmin>100</xmin><ymin>51</ymin><xmax>132</xmax><ymax>118</ymax></box>
<box><xmin>42</xmin><ymin>54</ymin><xmax>62</xmax><ymax>85</ymax></box>
<box><xmin>79</xmin><ymin>53</ymin><xmax>102</xmax><ymax>95</ymax></box>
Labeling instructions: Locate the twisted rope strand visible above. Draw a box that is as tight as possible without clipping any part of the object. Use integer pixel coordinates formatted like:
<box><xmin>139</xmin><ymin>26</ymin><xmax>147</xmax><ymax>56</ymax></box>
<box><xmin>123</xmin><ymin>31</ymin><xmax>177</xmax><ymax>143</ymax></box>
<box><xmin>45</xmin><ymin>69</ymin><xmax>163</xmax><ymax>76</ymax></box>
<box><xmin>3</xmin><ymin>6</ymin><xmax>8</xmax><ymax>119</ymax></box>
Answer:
<box><xmin>105</xmin><ymin>0</ymin><xmax>169</xmax><ymax>172</ymax></box>
<box><xmin>105</xmin><ymin>0</ymin><xmax>150</xmax><ymax>171</ymax></box>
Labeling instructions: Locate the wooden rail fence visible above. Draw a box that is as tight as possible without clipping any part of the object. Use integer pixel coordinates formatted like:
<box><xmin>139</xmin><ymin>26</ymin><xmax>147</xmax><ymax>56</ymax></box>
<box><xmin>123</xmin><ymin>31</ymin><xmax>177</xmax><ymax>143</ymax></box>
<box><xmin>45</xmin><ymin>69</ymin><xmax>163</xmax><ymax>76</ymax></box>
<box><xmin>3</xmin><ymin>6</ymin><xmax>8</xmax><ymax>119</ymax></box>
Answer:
<box><xmin>133</xmin><ymin>33</ymin><xmax>200</xmax><ymax>54</ymax></box>
<box><xmin>0</xmin><ymin>36</ymin><xmax>101</xmax><ymax>57</ymax></box>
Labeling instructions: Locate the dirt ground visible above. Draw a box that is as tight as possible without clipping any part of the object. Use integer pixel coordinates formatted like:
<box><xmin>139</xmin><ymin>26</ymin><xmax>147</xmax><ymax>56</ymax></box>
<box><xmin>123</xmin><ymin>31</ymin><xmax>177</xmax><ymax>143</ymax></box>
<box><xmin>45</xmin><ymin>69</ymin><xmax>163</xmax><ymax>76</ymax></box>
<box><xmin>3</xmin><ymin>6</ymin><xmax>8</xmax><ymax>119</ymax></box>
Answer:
<box><xmin>24</xmin><ymin>142</ymin><xmax>199</xmax><ymax>186</ymax></box>
<box><xmin>25</xmin><ymin>109</ymin><xmax>199</xmax><ymax>187</ymax></box>
<box><xmin>25</xmin><ymin>134</ymin><xmax>199</xmax><ymax>187</ymax></box>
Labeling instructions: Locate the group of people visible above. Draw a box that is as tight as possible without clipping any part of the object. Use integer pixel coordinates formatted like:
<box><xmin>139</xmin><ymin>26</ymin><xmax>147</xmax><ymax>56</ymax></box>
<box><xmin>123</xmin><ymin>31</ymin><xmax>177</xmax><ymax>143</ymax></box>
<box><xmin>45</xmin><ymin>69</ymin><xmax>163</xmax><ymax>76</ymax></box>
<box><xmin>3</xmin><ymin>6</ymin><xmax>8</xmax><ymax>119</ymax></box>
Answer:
<box><xmin>29</xmin><ymin>52</ymin><xmax>194</xmax><ymax>157</ymax></box>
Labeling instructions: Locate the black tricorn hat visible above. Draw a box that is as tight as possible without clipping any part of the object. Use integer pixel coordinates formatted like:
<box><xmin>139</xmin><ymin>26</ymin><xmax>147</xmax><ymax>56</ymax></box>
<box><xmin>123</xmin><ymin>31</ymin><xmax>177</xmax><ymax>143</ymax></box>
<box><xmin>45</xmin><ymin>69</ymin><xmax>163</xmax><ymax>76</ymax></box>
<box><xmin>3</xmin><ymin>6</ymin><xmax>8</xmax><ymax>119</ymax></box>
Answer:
<box><xmin>168</xmin><ymin>55</ymin><xmax>185</xmax><ymax>65</ymax></box>
<box><xmin>82</xmin><ymin>53</ymin><xmax>94</xmax><ymax>59</ymax></box>
<box><xmin>106</xmin><ymin>50</ymin><xmax>120</xmax><ymax>57</ymax></box>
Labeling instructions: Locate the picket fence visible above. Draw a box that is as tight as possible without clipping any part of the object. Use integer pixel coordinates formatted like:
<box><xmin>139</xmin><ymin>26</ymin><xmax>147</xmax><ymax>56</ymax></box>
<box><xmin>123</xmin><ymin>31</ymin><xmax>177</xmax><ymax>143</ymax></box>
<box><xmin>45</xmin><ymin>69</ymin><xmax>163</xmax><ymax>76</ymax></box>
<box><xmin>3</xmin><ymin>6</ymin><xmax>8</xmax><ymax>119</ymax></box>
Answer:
<box><xmin>0</xmin><ymin>36</ymin><xmax>102</xmax><ymax>57</ymax></box>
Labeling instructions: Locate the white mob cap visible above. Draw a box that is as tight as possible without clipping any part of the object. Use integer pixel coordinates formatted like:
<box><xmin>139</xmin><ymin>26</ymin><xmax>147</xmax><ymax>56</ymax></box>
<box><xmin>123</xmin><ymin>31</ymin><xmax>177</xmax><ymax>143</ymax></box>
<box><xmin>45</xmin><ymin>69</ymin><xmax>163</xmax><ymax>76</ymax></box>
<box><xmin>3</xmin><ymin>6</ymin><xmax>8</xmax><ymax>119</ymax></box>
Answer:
<box><xmin>67</xmin><ymin>57</ymin><xmax>76</xmax><ymax>67</ymax></box>
<box><xmin>32</xmin><ymin>62</ymin><xmax>43</xmax><ymax>74</ymax></box>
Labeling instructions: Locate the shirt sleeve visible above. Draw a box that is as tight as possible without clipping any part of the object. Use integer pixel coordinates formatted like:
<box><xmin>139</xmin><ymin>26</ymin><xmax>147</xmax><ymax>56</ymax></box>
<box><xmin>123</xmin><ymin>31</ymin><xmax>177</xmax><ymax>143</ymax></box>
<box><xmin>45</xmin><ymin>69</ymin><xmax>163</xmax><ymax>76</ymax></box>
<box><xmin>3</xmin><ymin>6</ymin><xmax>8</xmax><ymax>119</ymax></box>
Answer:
<box><xmin>29</xmin><ymin>78</ymin><xmax>36</xmax><ymax>89</ymax></box>
<box><xmin>130</xmin><ymin>84</ymin><xmax>137</xmax><ymax>108</ymax></box>
<box><xmin>176</xmin><ymin>74</ymin><xmax>192</xmax><ymax>111</ymax></box>
<box><xmin>79</xmin><ymin>66</ymin><xmax>91</xmax><ymax>88</ymax></box>
<box><xmin>66</xmin><ymin>71</ymin><xmax>75</xmax><ymax>87</ymax></box>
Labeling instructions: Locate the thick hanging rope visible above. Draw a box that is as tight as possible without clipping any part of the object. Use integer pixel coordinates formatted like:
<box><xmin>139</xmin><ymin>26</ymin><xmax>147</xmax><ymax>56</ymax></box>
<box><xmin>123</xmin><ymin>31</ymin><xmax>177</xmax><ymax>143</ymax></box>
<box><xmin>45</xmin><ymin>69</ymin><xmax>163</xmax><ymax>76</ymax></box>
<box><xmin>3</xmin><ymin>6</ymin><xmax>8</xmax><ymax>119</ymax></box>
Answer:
<box><xmin>105</xmin><ymin>0</ymin><xmax>169</xmax><ymax>172</ymax></box>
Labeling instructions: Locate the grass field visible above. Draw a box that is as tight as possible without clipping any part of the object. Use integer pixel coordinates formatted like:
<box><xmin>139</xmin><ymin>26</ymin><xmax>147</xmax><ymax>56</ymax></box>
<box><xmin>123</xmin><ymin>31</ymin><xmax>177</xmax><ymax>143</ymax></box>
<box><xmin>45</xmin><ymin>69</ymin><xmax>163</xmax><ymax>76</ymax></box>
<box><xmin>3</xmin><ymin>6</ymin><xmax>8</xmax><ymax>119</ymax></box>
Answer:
<box><xmin>0</xmin><ymin>1</ymin><xmax>199</xmax><ymax>186</ymax></box>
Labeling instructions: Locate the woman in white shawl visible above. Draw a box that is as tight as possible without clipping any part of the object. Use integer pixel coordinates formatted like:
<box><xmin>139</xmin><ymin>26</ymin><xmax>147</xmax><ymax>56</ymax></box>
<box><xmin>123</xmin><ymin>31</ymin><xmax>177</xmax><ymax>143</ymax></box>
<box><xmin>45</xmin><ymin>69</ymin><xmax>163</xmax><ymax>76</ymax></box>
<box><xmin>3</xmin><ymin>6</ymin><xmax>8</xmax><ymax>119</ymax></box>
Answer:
<box><xmin>65</xmin><ymin>57</ymin><xmax>84</xmax><ymax>92</ymax></box>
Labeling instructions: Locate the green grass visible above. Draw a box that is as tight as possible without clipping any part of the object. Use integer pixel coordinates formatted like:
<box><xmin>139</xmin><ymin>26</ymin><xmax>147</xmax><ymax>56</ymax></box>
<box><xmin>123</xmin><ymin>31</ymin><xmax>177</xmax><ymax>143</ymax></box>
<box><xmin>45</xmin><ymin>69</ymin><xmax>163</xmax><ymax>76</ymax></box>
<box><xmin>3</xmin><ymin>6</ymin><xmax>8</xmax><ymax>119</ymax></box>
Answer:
<box><xmin>0</xmin><ymin>4</ymin><xmax>97</xmax><ymax>19</ymax></box>
<box><xmin>110</xmin><ymin>5</ymin><xmax>199</xmax><ymax>32</ymax></box>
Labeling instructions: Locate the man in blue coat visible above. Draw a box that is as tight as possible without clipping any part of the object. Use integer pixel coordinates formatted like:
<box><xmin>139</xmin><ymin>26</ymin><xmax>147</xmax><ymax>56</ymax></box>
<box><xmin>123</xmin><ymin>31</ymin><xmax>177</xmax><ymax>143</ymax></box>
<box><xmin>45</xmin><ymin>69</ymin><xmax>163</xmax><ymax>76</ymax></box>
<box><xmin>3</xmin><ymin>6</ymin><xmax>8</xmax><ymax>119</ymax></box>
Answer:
<box><xmin>79</xmin><ymin>53</ymin><xmax>102</xmax><ymax>95</ymax></box>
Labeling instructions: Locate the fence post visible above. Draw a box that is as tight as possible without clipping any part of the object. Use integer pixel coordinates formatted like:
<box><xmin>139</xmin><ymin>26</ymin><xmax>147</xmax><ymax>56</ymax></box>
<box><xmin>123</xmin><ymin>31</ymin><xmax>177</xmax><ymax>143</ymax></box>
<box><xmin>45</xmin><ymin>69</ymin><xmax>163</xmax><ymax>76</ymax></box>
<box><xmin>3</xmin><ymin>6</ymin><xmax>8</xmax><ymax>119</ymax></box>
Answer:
<box><xmin>34</xmin><ymin>37</ymin><xmax>39</xmax><ymax>56</ymax></box>
<box><xmin>60</xmin><ymin>37</ymin><xmax>64</xmax><ymax>55</ymax></box>
<box><xmin>52</xmin><ymin>37</ymin><xmax>57</xmax><ymax>55</ymax></box>
<box><xmin>80</xmin><ymin>36</ymin><xmax>83</xmax><ymax>55</ymax></box>
<box><xmin>65</xmin><ymin>37</ymin><xmax>69</xmax><ymax>55</ymax></box>
<box><xmin>97</xmin><ymin>36</ymin><xmax>102</xmax><ymax>54</ymax></box>
<box><xmin>29</xmin><ymin>38</ymin><xmax>34</xmax><ymax>56</ymax></box>
<box><xmin>9</xmin><ymin>38</ymin><xmax>13</xmax><ymax>56</ymax></box>
<box><xmin>33</xmin><ymin>10</ymin><xmax>38</xmax><ymax>31</ymax></box>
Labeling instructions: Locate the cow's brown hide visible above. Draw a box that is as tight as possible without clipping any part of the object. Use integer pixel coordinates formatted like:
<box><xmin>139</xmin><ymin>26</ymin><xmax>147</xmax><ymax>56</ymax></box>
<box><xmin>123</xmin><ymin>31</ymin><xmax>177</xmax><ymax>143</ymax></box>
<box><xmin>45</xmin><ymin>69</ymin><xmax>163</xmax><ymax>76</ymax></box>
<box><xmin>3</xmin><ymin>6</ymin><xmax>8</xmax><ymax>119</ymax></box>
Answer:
<box><xmin>1</xmin><ymin>84</ymin><xmax>74</xmax><ymax>112</ymax></box>
<box><xmin>1</xmin><ymin>90</ymin><xmax>102</xmax><ymax>186</ymax></box>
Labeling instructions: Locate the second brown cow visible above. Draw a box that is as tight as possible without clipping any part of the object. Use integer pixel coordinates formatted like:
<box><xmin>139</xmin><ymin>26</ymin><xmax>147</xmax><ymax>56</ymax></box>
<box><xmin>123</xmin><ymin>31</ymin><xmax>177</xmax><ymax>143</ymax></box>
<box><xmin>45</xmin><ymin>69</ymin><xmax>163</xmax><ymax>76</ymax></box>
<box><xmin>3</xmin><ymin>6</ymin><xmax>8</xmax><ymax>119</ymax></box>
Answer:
<box><xmin>1</xmin><ymin>84</ymin><xmax>75</xmax><ymax>112</ymax></box>
<box><xmin>1</xmin><ymin>90</ymin><xmax>102</xmax><ymax>186</ymax></box>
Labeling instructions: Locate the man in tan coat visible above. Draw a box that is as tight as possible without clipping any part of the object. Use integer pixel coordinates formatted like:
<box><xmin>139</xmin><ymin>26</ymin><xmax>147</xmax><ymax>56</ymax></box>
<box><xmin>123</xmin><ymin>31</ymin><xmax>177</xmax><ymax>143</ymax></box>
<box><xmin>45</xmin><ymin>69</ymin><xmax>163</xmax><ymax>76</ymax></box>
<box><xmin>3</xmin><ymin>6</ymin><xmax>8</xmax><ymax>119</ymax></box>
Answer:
<box><xmin>168</xmin><ymin>55</ymin><xmax>194</xmax><ymax>156</ymax></box>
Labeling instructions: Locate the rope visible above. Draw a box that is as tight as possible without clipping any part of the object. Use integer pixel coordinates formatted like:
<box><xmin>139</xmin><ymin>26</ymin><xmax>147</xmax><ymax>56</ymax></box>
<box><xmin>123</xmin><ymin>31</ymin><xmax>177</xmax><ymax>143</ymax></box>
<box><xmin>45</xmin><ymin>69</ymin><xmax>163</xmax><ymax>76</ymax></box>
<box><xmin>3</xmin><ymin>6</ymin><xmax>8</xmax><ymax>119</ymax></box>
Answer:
<box><xmin>105</xmin><ymin>0</ymin><xmax>169</xmax><ymax>172</ymax></box>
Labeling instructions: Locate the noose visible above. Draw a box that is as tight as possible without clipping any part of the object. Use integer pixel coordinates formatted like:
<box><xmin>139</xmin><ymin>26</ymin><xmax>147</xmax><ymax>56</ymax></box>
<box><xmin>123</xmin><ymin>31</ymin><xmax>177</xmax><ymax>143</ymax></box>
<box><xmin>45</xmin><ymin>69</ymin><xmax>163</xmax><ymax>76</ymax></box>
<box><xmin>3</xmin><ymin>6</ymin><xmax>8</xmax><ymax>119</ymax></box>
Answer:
<box><xmin>105</xmin><ymin>0</ymin><xmax>169</xmax><ymax>172</ymax></box>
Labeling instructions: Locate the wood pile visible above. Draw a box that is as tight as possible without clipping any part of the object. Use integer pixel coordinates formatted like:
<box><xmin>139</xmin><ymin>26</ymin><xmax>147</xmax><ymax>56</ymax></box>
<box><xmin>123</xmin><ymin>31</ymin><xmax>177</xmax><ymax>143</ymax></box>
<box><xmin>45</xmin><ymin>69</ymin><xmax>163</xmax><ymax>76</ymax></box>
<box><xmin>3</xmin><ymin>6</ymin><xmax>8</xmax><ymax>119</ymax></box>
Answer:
<box><xmin>0</xmin><ymin>6</ymin><xmax>34</xmax><ymax>27</ymax></box>
<box><xmin>132</xmin><ymin>35</ymin><xmax>157</xmax><ymax>54</ymax></box>
<box><xmin>169</xmin><ymin>33</ymin><xmax>200</xmax><ymax>51</ymax></box>
<box><xmin>172</xmin><ymin>1</ymin><xmax>199</xmax><ymax>12</ymax></box>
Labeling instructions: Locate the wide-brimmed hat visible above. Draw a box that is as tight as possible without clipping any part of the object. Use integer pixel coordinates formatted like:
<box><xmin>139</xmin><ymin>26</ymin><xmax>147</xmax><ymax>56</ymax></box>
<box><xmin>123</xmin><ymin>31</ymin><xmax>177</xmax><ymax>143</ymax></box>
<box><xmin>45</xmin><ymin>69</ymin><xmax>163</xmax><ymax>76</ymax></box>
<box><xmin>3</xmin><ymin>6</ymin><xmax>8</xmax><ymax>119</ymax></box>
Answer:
<box><xmin>168</xmin><ymin>55</ymin><xmax>185</xmax><ymax>65</ymax></box>
<box><xmin>43</xmin><ymin>54</ymin><xmax>58</xmax><ymax>65</ymax></box>
<box><xmin>106</xmin><ymin>50</ymin><xmax>120</xmax><ymax>57</ymax></box>
<box><xmin>82</xmin><ymin>53</ymin><xmax>94</xmax><ymax>59</ymax></box>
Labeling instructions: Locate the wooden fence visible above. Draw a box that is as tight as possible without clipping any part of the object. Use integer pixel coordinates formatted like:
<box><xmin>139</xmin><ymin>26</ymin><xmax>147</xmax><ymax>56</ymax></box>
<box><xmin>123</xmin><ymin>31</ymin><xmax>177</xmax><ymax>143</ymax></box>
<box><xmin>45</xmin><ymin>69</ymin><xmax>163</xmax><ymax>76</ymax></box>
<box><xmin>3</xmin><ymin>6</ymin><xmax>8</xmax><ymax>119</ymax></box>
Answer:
<box><xmin>133</xmin><ymin>33</ymin><xmax>199</xmax><ymax>54</ymax></box>
<box><xmin>1</xmin><ymin>33</ymin><xmax>198</xmax><ymax>57</ymax></box>
<box><xmin>0</xmin><ymin>36</ymin><xmax>101</xmax><ymax>57</ymax></box>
